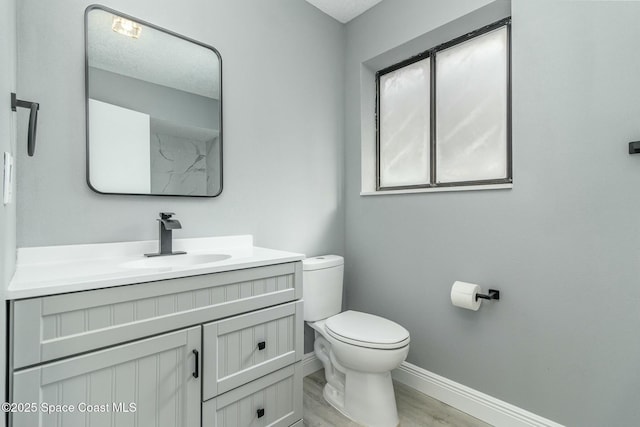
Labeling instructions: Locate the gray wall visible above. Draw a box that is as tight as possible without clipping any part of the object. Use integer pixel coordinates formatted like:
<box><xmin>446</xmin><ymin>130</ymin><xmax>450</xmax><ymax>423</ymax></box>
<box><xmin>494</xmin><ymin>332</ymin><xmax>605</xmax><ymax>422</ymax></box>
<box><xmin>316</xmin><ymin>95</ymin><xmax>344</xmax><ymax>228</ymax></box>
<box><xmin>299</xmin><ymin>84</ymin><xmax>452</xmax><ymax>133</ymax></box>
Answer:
<box><xmin>344</xmin><ymin>1</ymin><xmax>640</xmax><ymax>426</ymax></box>
<box><xmin>0</xmin><ymin>0</ymin><xmax>17</xmax><ymax>425</ymax></box>
<box><xmin>16</xmin><ymin>0</ymin><xmax>345</xmax><ymax>259</ymax></box>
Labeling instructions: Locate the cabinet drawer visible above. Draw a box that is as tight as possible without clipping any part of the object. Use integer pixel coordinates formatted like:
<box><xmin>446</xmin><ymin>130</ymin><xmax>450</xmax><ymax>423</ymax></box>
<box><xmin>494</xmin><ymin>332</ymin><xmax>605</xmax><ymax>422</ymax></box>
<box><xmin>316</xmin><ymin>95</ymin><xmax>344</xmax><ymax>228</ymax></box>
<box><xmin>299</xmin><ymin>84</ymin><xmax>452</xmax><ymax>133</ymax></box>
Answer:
<box><xmin>203</xmin><ymin>301</ymin><xmax>303</xmax><ymax>400</ymax></box>
<box><xmin>12</xmin><ymin>262</ymin><xmax>302</xmax><ymax>369</ymax></box>
<box><xmin>203</xmin><ymin>363</ymin><xmax>303</xmax><ymax>427</ymax></box>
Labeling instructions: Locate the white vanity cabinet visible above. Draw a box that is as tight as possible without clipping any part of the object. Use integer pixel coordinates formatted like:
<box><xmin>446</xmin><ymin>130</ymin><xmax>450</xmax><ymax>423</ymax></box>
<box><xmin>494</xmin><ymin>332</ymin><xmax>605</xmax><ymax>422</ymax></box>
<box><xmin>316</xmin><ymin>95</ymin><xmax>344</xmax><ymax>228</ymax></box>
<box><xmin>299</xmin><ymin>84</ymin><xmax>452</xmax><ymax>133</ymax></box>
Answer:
<box><xmin>8</xmin><ymin>261</ymin><xmax>304</xmax><ymax>427</ymax></box>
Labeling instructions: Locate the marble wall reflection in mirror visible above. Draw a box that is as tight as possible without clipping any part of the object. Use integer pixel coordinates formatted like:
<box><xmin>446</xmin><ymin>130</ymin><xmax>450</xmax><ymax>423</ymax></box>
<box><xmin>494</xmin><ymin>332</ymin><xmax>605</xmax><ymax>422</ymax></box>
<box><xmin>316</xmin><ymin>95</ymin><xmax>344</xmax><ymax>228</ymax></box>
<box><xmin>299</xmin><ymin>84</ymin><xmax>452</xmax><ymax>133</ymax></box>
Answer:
<box><xmin>85</xmin><ymin>6</ymin><xmax>222</xmax><ymax>197</ymax></box>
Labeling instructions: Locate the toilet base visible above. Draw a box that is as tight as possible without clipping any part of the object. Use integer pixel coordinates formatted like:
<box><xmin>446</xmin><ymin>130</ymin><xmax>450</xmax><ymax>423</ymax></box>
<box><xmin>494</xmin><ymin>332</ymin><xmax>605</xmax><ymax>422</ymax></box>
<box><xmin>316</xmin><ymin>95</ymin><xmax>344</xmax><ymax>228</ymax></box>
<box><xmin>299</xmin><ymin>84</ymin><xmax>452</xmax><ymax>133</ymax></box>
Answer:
<box><xmin>322</xmin><ymin>370</ymin><xmax>399</xmax><ymax>427</ymax></box>
<box><xmin>310</xmin><ymin>321</ymin><xmax>403</xmax><ymax>427</ymax></box>
<box><xmin>323</xmin><ymin>382</ymin><xmax>346</xmax><ymax>416</ymax></box>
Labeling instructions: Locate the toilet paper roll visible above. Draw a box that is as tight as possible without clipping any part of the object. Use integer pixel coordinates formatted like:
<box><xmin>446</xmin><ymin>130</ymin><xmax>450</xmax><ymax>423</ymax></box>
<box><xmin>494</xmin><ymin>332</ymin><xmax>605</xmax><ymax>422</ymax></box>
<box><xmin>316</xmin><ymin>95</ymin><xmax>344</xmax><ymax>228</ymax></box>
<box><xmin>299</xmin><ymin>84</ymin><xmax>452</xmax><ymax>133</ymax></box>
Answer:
<box><xmin>451</xmin><ymin>281</ymin><xmax>482</xmax><ymax>311</ymax></box>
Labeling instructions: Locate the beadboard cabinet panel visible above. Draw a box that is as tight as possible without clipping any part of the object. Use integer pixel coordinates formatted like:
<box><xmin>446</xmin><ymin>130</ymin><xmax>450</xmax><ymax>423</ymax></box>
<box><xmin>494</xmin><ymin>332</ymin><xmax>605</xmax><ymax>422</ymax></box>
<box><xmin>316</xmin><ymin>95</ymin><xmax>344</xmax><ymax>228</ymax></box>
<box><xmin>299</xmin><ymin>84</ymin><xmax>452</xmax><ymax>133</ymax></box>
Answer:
<box><xmin>12</xmin><ymin>327</ymin><xmax>201</xmax><ymax>427</ymax></box>
<box><xmin>203</xmin><ymin>300</ymin><xmax>304</xmax><ymax>399</ymax></box>
<box><xmin>12</xmin><ymin>262</ymin><xmax>302</xmax><ymax>368</ymax></box>
<box><xmin>202</xmin><ymin>363</ymin><xmax>303</xmax><ymax>427</ymax></box>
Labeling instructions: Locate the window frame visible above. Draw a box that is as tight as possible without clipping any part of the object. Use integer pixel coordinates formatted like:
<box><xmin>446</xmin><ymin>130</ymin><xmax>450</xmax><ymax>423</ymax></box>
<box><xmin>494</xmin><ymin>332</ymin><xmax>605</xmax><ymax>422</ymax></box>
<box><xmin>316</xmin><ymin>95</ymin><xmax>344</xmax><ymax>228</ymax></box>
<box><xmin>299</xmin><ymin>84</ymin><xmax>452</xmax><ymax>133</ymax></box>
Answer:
<box><xmin>375</xmin><ymin>18</ymin><xmax>512</xmax><ymax>191</ymax></box>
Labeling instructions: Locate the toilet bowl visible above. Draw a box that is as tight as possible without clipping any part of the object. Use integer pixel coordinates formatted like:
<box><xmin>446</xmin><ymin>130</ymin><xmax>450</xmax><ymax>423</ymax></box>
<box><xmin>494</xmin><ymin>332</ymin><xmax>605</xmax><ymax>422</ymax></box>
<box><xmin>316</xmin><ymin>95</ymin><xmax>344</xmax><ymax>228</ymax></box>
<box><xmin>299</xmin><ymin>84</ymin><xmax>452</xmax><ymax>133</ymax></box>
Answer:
<box><xmin>303</xmin><ymin>255</ymin><xmax>410</xmax><ymax>427</ymax></box>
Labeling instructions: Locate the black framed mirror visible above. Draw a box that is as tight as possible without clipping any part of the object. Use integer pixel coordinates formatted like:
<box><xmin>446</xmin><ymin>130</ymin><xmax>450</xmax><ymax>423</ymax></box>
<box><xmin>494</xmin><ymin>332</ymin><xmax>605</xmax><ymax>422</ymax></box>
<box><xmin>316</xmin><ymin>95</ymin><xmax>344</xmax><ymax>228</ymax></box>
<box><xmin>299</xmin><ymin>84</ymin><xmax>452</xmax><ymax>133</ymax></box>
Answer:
<box><xmin>85</xmin><ymin>5</ymin><xmax>222</xmax><ymax>197</ymax></box>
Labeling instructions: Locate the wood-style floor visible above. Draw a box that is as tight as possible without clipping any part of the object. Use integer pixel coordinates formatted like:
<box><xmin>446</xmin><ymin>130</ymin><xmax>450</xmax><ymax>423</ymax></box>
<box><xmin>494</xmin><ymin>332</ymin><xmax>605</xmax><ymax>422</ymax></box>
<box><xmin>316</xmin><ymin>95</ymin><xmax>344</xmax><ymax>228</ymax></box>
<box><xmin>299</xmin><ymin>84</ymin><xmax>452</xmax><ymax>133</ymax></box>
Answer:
<box><xmin>303</xmin><ymin>369</ymin><xmax>492</xmax><ymax>427</ymax></box>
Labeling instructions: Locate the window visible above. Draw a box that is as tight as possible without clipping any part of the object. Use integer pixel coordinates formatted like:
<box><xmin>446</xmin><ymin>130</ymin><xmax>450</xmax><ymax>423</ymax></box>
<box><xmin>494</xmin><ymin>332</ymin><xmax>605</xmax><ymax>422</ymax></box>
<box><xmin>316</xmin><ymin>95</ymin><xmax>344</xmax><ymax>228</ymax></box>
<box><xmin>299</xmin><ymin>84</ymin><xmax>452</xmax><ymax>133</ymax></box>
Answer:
<box><xmin>376</xmin><ymin>19</ymin><xmax>511</xmax><ymax>191</ymax></box>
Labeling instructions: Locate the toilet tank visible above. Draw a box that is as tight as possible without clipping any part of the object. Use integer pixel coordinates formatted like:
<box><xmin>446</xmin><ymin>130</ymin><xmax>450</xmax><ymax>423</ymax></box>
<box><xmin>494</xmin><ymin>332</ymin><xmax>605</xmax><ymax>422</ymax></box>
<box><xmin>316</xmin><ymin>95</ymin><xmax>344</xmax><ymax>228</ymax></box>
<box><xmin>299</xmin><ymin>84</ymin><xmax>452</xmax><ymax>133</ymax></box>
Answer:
<box><xmin>302</xmin><ymin>255</ymin><xmax>344</xmax><ymax>322</ymax></box>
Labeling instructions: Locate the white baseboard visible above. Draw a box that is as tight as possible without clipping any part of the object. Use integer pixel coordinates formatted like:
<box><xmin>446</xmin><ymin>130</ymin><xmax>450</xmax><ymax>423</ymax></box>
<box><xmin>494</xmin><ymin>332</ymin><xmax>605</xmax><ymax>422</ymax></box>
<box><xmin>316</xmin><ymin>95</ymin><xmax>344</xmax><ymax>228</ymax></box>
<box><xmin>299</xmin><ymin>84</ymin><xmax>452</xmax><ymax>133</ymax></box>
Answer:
<box><xmin>303</xmin><ymin>352</ymin><xmax>323</xmax><ymax>377</ymax></box>
<box><xmin>303</xmin><ymin>354</ymin><xmax>562</xmax><ymax>427</ymax></box>
<box><xmin>392</xmin><ymin>362</ymin><xmax>564</xmax><ymax>427</ymax></box>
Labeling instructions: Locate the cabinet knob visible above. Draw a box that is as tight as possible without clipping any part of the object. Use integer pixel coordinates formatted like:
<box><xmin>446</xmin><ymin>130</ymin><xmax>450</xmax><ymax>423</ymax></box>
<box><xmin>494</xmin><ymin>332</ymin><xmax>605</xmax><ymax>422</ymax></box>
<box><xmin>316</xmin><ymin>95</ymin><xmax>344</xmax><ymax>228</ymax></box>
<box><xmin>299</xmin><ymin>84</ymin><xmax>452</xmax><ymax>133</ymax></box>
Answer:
<box><xmin>257</xmin><ymin>408</ymin><xmax>265</xmax><ymax>418</ymax></box>
<box><xmin>257</xmin><ymin>341</ymin><xmax>266</xmax><ymax>351</ymax></box>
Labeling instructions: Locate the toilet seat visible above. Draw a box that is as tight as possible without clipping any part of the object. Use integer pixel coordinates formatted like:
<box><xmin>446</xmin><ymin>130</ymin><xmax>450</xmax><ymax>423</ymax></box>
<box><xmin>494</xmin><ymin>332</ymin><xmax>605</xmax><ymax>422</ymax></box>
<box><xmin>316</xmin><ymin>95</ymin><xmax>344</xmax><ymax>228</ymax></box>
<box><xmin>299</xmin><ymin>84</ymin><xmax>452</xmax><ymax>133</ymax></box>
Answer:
<box><xmin>325</xmin><ymin>310</ymin><xmax>410</xmax><ymax>350</ymax></box>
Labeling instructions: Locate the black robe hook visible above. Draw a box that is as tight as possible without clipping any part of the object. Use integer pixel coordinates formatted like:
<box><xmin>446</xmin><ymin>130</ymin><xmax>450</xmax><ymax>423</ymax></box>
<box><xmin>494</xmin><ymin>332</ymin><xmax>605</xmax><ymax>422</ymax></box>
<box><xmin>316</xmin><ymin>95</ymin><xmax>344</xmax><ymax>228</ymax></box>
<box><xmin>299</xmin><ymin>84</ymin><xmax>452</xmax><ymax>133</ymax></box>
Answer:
<box><xmin>11</xmin><ymin>93</ymin><xmax>39</xmax><ymax>157</ymax></box>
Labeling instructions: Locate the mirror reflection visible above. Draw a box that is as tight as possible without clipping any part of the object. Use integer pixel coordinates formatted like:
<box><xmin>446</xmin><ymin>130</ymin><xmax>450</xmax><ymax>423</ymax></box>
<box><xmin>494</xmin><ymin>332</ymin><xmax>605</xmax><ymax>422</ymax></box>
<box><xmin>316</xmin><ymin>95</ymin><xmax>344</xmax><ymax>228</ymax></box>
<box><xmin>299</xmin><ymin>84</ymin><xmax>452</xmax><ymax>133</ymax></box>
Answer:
<box><xmin>85</xmin><ymin>6</ymin><xmax>222</xmax><ymax>197</ymax></box>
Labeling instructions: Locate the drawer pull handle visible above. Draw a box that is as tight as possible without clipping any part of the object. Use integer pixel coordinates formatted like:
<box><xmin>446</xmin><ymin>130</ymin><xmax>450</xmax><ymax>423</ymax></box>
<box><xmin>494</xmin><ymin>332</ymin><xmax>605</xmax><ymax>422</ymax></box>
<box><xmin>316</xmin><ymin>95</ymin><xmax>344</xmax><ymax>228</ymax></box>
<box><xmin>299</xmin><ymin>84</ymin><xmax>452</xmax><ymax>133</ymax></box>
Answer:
<box><xmin>257</xmin><ymin>408</ymin><xmax>265</xmax><ymax>418</ymax></box>
<box><xmin>257</xmin><ymin>341</ymin><xmax>266</xmax><ymax>351</ymax></box>
<box><xmin>192</xmin><ymin>349</ymin><xmax>199</xmax><ymax>378</ymax></box>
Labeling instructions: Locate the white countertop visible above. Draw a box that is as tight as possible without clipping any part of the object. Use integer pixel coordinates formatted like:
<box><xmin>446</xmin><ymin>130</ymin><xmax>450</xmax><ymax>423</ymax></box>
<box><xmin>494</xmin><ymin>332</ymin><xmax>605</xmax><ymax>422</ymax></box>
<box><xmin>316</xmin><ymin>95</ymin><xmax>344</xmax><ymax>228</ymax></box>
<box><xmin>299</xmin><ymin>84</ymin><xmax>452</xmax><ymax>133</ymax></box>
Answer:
<box><xmin>8</xmin><ymin>235</ymin><xmax>305</xmax><ymax>299</ymax></box>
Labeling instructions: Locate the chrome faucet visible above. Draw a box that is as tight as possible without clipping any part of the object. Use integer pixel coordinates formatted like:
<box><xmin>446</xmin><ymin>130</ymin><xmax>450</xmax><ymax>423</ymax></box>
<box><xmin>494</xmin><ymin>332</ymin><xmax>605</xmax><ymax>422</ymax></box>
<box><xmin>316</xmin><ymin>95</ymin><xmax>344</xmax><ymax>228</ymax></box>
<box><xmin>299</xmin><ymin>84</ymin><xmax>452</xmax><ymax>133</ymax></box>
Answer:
<box><xmin>145</xmin><ymin>212</ymin><xmax>187</xmax><ymax>257</ymax></box>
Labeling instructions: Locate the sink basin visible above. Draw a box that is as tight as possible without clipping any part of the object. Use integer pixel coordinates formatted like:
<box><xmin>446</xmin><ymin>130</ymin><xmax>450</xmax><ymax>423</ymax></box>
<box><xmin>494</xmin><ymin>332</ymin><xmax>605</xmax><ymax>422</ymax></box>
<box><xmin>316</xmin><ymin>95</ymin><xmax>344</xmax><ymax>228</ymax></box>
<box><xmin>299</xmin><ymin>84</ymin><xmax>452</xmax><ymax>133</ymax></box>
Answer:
<box><xmin>121</xmin><ymin>253</ymin><xmax>231</xmax><ymax>269</ymax></box>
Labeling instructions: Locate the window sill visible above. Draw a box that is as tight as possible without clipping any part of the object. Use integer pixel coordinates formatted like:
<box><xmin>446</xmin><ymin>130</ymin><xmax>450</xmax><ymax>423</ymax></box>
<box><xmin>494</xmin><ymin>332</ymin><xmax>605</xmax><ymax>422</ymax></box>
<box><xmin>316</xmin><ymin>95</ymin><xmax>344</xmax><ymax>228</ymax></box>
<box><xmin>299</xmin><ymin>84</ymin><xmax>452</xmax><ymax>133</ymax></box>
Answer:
<box><xmin>360</xmin><ymin>183</ymin><xmax>513</xmax><ymax>196</ymax></box>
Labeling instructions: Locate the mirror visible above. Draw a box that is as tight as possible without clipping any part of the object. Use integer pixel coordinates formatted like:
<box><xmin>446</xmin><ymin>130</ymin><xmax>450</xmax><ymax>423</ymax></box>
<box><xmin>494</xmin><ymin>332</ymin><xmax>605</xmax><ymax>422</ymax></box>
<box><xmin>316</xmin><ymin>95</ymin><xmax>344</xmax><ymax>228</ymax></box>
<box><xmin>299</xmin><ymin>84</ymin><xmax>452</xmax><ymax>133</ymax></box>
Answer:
<box><xmin>85</xmin><ymin>5</ymin><xmax>222</xmax><ymax>197</ymax></box>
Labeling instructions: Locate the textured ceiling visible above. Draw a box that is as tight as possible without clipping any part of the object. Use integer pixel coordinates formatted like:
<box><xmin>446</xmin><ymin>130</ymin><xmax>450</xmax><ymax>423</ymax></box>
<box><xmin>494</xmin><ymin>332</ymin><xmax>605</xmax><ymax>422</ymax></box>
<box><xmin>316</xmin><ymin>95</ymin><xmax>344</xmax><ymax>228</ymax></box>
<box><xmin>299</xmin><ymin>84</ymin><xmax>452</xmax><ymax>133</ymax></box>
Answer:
<box><xmin>304</xmin><ymin>0</ymin><xmax>384</xmax><ymax>23</ymax></box>
<box><xmin>87</xmin><ymin>9</ymin><xmax>220</xmax><ymax>99</ymax></box>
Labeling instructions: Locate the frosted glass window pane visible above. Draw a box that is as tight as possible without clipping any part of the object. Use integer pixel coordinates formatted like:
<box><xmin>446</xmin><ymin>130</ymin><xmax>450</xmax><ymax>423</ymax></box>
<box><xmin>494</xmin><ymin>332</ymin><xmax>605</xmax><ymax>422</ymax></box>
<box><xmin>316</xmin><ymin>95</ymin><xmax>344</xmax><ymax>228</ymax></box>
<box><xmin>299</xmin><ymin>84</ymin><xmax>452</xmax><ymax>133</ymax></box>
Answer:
<box><xmin>379</xmin><ymin>58</ymin><xmax>430</xmax><ymax>187</ymax></box>
<box><xmin>436</xmin><ymin>27</ymin><xmax>508</xmax><ymax>183</ymax></box>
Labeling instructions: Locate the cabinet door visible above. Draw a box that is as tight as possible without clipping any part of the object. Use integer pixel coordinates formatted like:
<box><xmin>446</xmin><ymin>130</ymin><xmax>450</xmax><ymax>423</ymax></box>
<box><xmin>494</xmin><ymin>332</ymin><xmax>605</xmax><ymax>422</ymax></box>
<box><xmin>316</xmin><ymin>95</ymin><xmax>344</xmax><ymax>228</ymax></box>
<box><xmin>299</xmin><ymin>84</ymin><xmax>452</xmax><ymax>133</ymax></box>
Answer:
<box><xmin>11</xmin><ymin>327</ymin><xmax>201</xmax><ymax>427</ymax></box>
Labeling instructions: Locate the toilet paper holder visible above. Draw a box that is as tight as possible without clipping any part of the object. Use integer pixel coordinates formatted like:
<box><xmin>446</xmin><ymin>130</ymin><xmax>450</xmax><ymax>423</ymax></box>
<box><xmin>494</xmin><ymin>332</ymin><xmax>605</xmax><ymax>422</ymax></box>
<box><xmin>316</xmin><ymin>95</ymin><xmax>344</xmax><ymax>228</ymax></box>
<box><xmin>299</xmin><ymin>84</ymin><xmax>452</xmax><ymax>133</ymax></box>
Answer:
<box><xmin>475</xmin><ymin>289</ymin><xmax>500</xmax><ymax>301</ymax></box>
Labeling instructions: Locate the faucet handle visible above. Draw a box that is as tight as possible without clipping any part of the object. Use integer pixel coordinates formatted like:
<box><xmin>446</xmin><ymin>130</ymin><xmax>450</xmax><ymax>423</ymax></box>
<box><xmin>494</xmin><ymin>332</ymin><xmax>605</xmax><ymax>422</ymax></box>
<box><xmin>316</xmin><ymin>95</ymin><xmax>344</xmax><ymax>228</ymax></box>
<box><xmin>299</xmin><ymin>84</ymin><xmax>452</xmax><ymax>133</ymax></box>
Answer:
<box><xmin>160</xmin><ymin>212</ymin><xmax>176</xmax><ymax>219</ymax></box>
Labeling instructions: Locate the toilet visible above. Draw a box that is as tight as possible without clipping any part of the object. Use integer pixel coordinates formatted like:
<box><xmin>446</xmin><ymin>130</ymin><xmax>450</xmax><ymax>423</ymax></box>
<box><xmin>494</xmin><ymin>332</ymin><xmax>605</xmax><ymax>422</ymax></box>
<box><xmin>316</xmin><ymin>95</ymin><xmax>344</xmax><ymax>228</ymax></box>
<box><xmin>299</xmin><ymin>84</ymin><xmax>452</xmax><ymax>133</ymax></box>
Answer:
<box><xmin>303</xmin><ymin>255</ymin><xmax>410</xmax><ymax>427</ymax></box>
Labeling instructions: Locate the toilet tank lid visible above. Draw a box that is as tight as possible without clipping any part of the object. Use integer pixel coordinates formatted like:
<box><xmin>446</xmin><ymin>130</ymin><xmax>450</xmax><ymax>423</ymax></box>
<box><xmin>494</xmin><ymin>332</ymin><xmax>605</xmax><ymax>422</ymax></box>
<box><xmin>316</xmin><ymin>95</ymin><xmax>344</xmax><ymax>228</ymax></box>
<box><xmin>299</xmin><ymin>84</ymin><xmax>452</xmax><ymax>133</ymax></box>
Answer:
<box><xmin>302</xmin><ymin>255</ymin><xmax>344</xmax><ymax>271</ymax></box>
